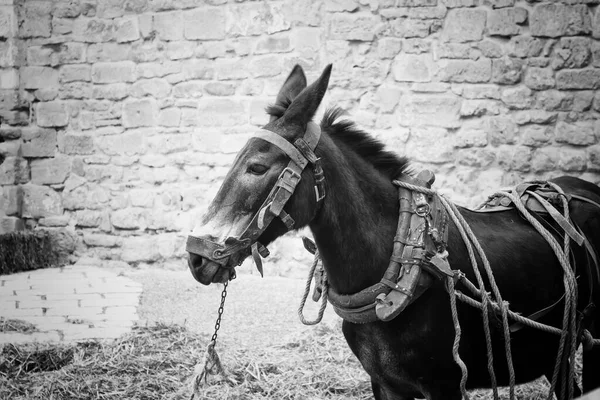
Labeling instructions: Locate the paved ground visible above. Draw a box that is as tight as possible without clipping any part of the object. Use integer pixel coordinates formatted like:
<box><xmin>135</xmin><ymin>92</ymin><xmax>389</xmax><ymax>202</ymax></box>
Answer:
<box><xmin>0</xmin><ymin>264</ymin><xmax>143</xmax><ymax>344</ymax></box>
<box><xmin>0</xmin><ymin>262</ymin><xmax>338</xmax><ymax>346</ymax></box>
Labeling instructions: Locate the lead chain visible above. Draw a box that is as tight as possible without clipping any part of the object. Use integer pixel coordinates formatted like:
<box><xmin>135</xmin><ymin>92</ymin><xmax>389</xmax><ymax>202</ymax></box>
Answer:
<box><xmin>211</xmin><ymin>281</ymin><xmax>228</xmax><ymax>344</ymax></box>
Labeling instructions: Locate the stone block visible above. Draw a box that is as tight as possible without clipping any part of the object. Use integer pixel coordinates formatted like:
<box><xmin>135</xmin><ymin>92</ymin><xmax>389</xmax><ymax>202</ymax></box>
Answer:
<box><xmin>0</xmin><ymin>217</ymin><xmax>24</xmax><ymax>234</ymax></box>
<box><xmin>58</xmin><ymin>82</ymin><xmax>91</xmax><ymax>100</ymax></box>
<box><xmin>0</xmin><ymin>68</ymin><xmax>17</xmax><ymax>89</ymax></box>
<box><xmin>74</xmin><ymin>210</ymin><xmax>102</xmax><ymax>227</ymax></box>
<box><xmin>524</xmin><ymin>67</ymin><xmax>554</xmax><ymax>90</ymax></box>
<box><xmin>405</xmin><ymin>127</ymin><xmax>454</xmax><ymax>163</ymax></box>
<box><xmin>249</xmin><ymin>55</ymin><xmax>283</xmax><ymax>78</ymax></box>
<box><xmin>0</xmin><ymin>41</ymin><xmax>16</xmax><ymax>68</ymax></box>
<box><xmin>491</xmin><ymin>57</ymin><xmax>524</xmax><ymax>84</ymax></box>
<box><xmin>530</xmin><ymin>4</ymin><xmax>591</xmax><ymax>37</ymax></box>
<box><xmin>0</xmin><ymin>127</ymin><xmax>20</xmax><ymax>140</ymax></box>
<box><xmin>486</xmin><ymin>116</ymin><xmax>517</xmax><ymax>146</ymax></box>
<box><xmin>255</xmin><ymin>34</ymin><xmax>292</xmax><ymax>55</ymax></box>
<box><xmin>0</xmin><ymin>6</ymin><xmax>16</xmax><ymax>39</ymax></box>
<box><xmin>329</xmin><ymin>13</ymin><xmax>381</xmax><ymax>41</ymax></box>
<box><xmin>593</xmin><ymin>41</ymin><xmax>600</xmax><ymax>68</ymax></box>
<box><xmin>501</xmin><ymin>86</ymin><xmax>532</xmax><ymax>109</ymax></box>
<box><xmin>59</xmin><ymin>64</ymin><xmax>91</xmax><ymax>83</ymax></box>
<box><xmin>21</xmin><ymin>128</ymin><xmax>57</xmax><ymax>158</ymax></box>
<box><xmin>390</xmin><ymin>18</ymin><xmax>435</xmax><ymax>38</ymax></box>
<box><xmin>83</xmin><ymin>233</ymin><xmax>120</xmax><ymax>247</ymax></box>
<box><xmin>158</xmin><ymin>108</ymin><xmax>181</xmax><ymax>127</ymax></box>
<box><xmin>509</xmin><ymin>36</ymin><xmax>544</xmax><ymax>58</ymax></box>
<box><xmin>442</xmin><ymin>9</ymin><xmax>486</xmax><ymax>42</ymax></box>
<box><xmin>513</xmin><ymin>110</ymin><xmax>557</xmax><ymax>125</ymax></box>
<box><xmin>375</xmin><ymin>85</ymin><xmax>403</xmax><ymax>113</ymax></box>
<box><xmin>521</xmin><ymin>125</ymin><xmax>552</xmax><ymax>147</ymax></box>
<box><xmin>129</xmin><ymin>79</ymin><xmax>170</xmax><ymax>98</ymax></box>
<box><xmin>535</xmin><ymin>90</ymin><xmax>575</xmax><ymax>111</ymax></box>
<box><xmin>558</xmin><ymin>148</ymin><xmax>587</xmax><ymax>172</ymax></box>
<box><xmin>377</xmin><ymin>38</ymin><xmax>402</xmax><ymax>59</ymax></box>
<box><xmin>53</xmin><ymin>16</ymin><xmax>75</xmax><ymax>35</ymax></box>
<box><xmin>228</xmin><ymin>2</ymin><xmax>290</xmax><ymax>36</ymax></box>
<box><xmin>392</xmin><ymin>53</ymin><xmax>435</xmax><ymax>82</ymax></box>
<box><xmin>440</xmin><ymin>0</ymin><xmax>478</xmax><ymax>6</ymax></box>
<box><xmin>19</xmin><ymin>1</ymin><xmax>52</xmax><ymax>38</ymax></box>
<box><xmin>459</xmin><ymin>99</ymin><xmax>502</xmax><ymax>116</ymax></box>
<box><xmin>116</xmin><ymin>16</ymin><xmax>140</xmax><ymax>43</ymax></box>
<box><xmin>439</xmin><ymin>58</ymin><xmax>491</xmax><ymax>83</ymax></box>
<box><xmin>0</xmin><ymin>185</ymin><xmax>21</xmax><ymax>216</ymax></box>
<box><xmin>87</xmin><ymin>43</ymin><xmax>131</xmax><ymax>63</ymax></box>
<box><xmin>454</xmin><ymin>124</ymin><xmax>488</xmax><ymax>148</ymax></box>
<box><xmin>122</xmin><ymin>98</ymin><xmax>158</xmax><ymax>127</ymax></box>
<box><xmin>397</xmin><ymin>94</ymin><xmax>461</xmax><ymax>128</ymax></box>
<box><xmin>212</xmin><ymin>58</ymin><xmax>246</xmax><ymax>80</ymax></box>
<box><xmin>21</xmin><ymin>184</ymin><xmax>63</xmax><ymax>218</ymax></box>
<box><xmin>62</xmin><ymin>135</ymin><xmax>94</xmax><ymax>155</ymax></box>
<box><xmin>476</xmin><ymin>40</ymin><xmax>503</xmax><ymax>58</ymax></box>
<box><xmin>96</xmin><ymin>130</ymin><xmax>144</xmax><ymax>156</ymax></box>
<box><xmin>184</xmin><ymin>7</ymin><xmax>226</xmax><ymax>40</ymax></box>
<box><xmin>38</xmin><ymin>215</ymin><xmax>70</xmax><ymax>227</ymax></box>
<box><xmin>531</xmin><ymin>147</ymin><xmax>558</xmax><ymax>172</ymax></box>
<box><xmin>73</xmin><ymin>17</ymin><xmax>117</xmax><ymax>42</ymax></box>
<box><xmin>0</xmin><ymin>157</ymin><xmax>28</xmax><ymax>185</ymax></box>
<box><xmin>166</xmin><ymin>41</ymin><xmax>195</xmax><ymax>60</ymax></box>
<box><xmin>456</xmin><ymin>148</ymin><xmax>496</xmax><ymax>167</ymax></box>
<box><xmin>92</xmin><ymin>83</ymin><xmax>129</xmax><ymax>100</ymax></box>
<box><xmin>179</xmin><ymin>59</ymin><xmax>214</xmax><ymax>81</ymax></box>
<box><xmin>594</xmin><ymin>8</ymin><xmax>600</xmax><ymax>39</ymax></box>
<box><xmin>197</xmin><ymin>98</ymin><xmax>247</xmax><ymax>126</ymax></box>
<box><xmin>404</xmin><ymin>39</ymin><xmax>431</xmax><ymax>54</ymax></box>
<box><xmin>154</xmin><ymin>11</ymin><xmax>183</xmax><ymax>41</ymax></box>
<box><xmin>91</xmin><ymin>61</ymin><xmax>136</xmax><ymax>83</ymax></box>
<box><xmin>112</xmin><ymin>208</ymin><xmax>147</xmax><ymax>230</ymax></box>
<box><xmin>30</xmin><ymin>157</ymin><xmax>71</xmax><ymax>185</ymax></box>
<box><xmin>487</xmin><ymin>7</ymin><xmax>527</xmax><ymax>36</ymax></box>
<box><xmin>204</xmin><ymin>82</ymin><xmax>235</xmax><ymax>96</ymax></box>
<box><xmin>551</xmin><ymin>37</ymin><xmax>591</xmax><ymax>70</ymax></box>
<box><xmin>556</xmin><ymin>69</ymin><xmax>600</xmax><ymax>89</ymax></box>
<box><xmin>36</xmin><ymin>101</ymin><xmax>70</xmax><ymax>127</ymax></box>
<box><xmin>21</xmin><ymin>66</ymin><xmax>59</xmax><ymax>89</ymax></box>
<box><xmin>555</xmin><ymin>121</ymin><xmax>596</xmax><ymax>146</ymax></box>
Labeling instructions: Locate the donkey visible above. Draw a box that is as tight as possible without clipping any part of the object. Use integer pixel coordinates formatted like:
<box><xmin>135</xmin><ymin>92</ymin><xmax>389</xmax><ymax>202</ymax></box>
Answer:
<box><xmin>187</xmin><ymin>64</ymin><xmax>600</xmax><ymax>400</ymax></box>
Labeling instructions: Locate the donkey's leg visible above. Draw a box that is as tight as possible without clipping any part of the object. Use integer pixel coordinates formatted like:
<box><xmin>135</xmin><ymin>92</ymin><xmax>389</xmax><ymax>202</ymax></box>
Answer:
<box><xmin>371</xmin><ymin>381</ymin><xmax>415</xmax><ymax>400</ymax></box>
<box><xmin>583</xmin><ymin>318</ymin><xmax>600</xmax><ymax>393</ymax></box>
<box><xmin>543</xmin><ymin>361</ymin><xmax>582</xmax><ymax>400</ymax></box>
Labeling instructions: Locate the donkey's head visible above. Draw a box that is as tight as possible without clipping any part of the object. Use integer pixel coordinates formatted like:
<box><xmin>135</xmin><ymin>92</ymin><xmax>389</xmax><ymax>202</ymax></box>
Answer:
<box><xmin>187</xmin><ymin>64</ymin><xmax>332</xmax><ymax>285</ymax></box>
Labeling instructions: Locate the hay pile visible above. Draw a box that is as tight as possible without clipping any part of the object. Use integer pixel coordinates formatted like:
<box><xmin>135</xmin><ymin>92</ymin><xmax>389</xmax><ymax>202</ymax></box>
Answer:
<box><xmin>0</xmin><ymin>231</ymin><xmax>58</xmax><ymax>275</ymax></box>
<box><xmin>0</xmin><ymin>322</ymin><xmax>371</xmax><ymax>400</ymax></box>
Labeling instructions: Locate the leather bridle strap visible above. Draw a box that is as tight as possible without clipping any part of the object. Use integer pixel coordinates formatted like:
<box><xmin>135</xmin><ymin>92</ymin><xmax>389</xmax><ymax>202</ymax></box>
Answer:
<box><xmin>186</xmin><ymin>121</ymin><xmax>324</xmax><ymax>276</ymax></box>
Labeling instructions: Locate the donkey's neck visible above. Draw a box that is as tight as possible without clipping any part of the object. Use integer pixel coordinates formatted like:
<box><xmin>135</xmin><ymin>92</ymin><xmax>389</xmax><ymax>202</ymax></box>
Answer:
<box><xmin>308</xmin><ymin>135</ymin><xmax>400</xmax><ymax>295</ymax></box>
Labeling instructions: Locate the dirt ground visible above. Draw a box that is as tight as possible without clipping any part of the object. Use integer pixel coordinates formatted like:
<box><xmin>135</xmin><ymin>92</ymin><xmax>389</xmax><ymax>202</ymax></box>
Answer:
<box><xmin>128</xmin><ymin>269</ymin><xmax>339</xmax><ymax>350</ymax></box>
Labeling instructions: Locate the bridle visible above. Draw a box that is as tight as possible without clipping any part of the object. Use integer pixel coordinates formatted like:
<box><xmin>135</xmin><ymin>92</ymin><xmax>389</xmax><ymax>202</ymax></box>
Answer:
<box><xmin>186</xmin><ymin>121</ymin><xmax>325</xmax><ymax>277</ymax></box>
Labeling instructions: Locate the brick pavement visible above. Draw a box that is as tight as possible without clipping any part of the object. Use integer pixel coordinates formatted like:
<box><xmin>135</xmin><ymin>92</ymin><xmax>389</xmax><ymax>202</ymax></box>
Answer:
<box><xmin>0</xmin><ymin>264</ymin><xmax>142</xmax><ymax>344</ymax></box>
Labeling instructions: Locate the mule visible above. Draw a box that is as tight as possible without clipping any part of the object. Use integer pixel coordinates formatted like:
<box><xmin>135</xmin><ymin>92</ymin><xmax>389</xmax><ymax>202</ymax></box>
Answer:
<box><xmin>186</xmin><ymin>64</ymin><xmax>600</xmax><ymax>400</ymax></box>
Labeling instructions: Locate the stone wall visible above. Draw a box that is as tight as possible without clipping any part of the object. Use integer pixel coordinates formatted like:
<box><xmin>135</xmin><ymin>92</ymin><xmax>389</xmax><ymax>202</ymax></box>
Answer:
<box><xmin>0</xmin><ymin>0</ymin><xmax>599</xmax><ymax>275</ymax></box>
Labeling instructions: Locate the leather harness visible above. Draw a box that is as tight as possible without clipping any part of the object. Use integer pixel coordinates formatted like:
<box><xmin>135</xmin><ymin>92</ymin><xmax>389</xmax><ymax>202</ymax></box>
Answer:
<box><xmin>186</xmin><ymin>121</ymin><xmax>325</xmax><ymax>277</ymax></box>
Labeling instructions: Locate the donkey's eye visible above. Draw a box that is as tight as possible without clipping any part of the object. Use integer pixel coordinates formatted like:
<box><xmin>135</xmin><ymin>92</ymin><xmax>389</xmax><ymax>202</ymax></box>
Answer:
<box><xmin>247</xmin><ymin>164</ymin><xmax>268</xmax><ymax>175</ymax></box>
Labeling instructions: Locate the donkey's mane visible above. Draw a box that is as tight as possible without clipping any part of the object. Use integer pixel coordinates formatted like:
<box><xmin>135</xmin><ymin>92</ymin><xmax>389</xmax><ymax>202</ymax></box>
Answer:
<box><xmin>321</xmin><ymin>108</ymin><xmax>411</xmax><ymax>180</ymax></box>
<box><xmin>265</xmin><ymin>105</ymin><xmax>411</xmax><ymax>180</ymax></box>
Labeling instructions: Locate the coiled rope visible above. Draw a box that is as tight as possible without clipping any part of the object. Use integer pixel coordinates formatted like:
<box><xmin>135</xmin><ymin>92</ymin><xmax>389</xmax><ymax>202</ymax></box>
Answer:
<box><xmin>392</xmin><ymin>179</ymin><xmax>600</xmax><ymax>400</ymax></box>
<box><xmin>298</xmin><ymin>249</ymin><xmax>329</xmax><ymax>325</ymax></box>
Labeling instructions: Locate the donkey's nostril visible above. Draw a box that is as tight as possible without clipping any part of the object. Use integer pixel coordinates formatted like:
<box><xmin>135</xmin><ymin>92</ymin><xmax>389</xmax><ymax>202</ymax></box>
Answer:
<box><xmin>188</xmin><ymin>253</ymin><xmax>205</xmax><ymax>271</ymax></box>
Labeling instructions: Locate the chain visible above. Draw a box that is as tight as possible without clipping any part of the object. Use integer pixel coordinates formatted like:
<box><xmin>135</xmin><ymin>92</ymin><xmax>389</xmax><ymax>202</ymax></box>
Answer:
<box><xmin>211</xmin><ymin>281</ymin><xmax>228</xmax><ymax>344</ymax></box>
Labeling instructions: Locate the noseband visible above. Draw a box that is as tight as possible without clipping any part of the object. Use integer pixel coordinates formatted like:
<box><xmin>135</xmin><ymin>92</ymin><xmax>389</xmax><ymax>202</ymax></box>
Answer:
<box><xmin>186</xmin><ymin>121</ymin><xmax>325</xmax><ymax>276</ymax></box>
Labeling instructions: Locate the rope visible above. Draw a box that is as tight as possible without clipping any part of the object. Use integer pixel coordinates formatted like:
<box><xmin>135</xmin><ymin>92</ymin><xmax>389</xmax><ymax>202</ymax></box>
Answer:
<box><xmin>447</xmin><ymin>276</ymin><xmax>470</xmax><ymax>400</ymax></box>
<box><xmin>298</xmin><ymin>250</ymin><xmax>329</xmax><ymax>325</ymax></box>
<box><xmin>392</xmin><ymin>179</ymin><xmax>598</xmax><ymax>400</ymax></box>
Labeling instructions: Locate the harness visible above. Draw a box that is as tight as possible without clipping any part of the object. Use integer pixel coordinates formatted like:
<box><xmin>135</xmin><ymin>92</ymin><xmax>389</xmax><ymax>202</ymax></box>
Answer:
<box><xmin>186</xmin><ymin>121</ymin><xmax>325</xmax><ymax>276</ymax></box>
<box><xmin>309</xmin><ymin>170</ymin><xmax>452</xmax><ymax>324</ymax></box>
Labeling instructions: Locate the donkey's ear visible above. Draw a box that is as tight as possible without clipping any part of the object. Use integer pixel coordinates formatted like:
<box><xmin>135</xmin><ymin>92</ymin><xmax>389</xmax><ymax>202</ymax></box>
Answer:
<box><xmin>268</xmin><ymin>65</ymin><xmax>307</xmax><ymax>122</ymax></box>
<box><xmin>282</xmin><ymin>64</ymin><xmax>332</xmax><ymax>128</ymax></box>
